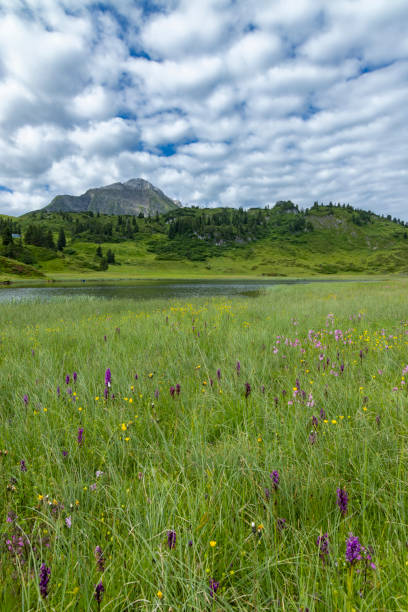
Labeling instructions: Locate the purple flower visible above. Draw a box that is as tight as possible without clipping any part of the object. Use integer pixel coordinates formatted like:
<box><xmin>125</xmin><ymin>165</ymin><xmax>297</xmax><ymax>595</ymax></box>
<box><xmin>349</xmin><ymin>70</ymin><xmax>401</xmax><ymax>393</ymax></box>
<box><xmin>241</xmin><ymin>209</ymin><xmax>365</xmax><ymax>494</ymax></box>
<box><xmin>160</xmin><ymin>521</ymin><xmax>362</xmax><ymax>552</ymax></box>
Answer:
<box><xmin>309</xmin><ymin>431</ymin><xmax>317</xmax><ymax>445</ymax></box>
<box><xmin>105</xmin><ymin>368</ymin><xmax>111</xmax><ymax>386</ymax></box>
<box><xmin>312</xmin><ymin>415</ymin><xmax>319</xmax><ymax>428</ymax></box>
<box><xmin>65</xmin><ymin>516</ymin><xmax>72</xmax><ymax>528</ymax></box>
<box><xmin>236</xmin><ymin>361</ymin><xmax>241</xmax><ymax>374</ymax></box>
<box><xmin>104</xmin><ymin>335</ymin><xmax>107</xmax><ymax>342</ymax></box>
<box><xmin>346</xmin><ymin>533</ymin><xmax>361</xmax><ymax>565</ymax></box>
<box><xmin>337</xmin><ymin>488</ymin><xmax>348</xmax><ymax>516</ymax></box>
<box><xmin>167</xmin><ymin>530</ymin><xmax>176</xmax><ymax>549</ymax></box>
<box><xmin>90</xmin><ymin>483</ymin><xmax>97</xmax><ymax>491</ymax></box>
<box><xmin>209</xmin><ymin>578</ymin><xmax>219</xmax><ymax>598</ymax></box>
<box><xmin>176</xmin><ymin>383</ymin><xmax>181</xmax><ymax>395</ymax></box>
<box><xmin>39</xmin><ymin>563</ymin><xmax>51</xmax><ymax>599</ymax></box>
<box><xmin>94</xmin><ymin>581</ymin><xmax>104</xmax><ymax>605</ymax></box>
<box><xmin>154</xmin><ymin>389</ymin><xmax>159</xmax><ymax>399</ymax></box>
<box><xmin>317</xmin><ymin>533</ymin><xmax>329</xmax><ymax>564</ymax></box>
<box><xmin>134</xmin><ymin>373</ymin><xmax>138</xmax><ymax>380</ymax></box>
<box><xmin>261</xmin><ymin>385</ymin><xmax>265</xmax><ymax>393</ymax></box>
<box><xmin>62</xmin><ymin>450</ymin><xmax>68</xmax><ymax>457</ymax></box>
<box><xmin>65</xmin><ymin>375</ymin><xmax>70</xmax><ymax>385</ymax></box>
<box><xmin>170</xmin><ymin>386</ymin><xmax>175</xmax><ymax>398</ymax></box>
<box><xmin>96</xmin><ymin>470</ymin><xmax>103</xmax><ymax>478</ymax></box>
<box><xmin>277</xmin><ymin>517</ymin><xmax>286</xmax><ymax>531</ymax></box>
<box><xmin>94</xmin><ymin>546</ymin><xmax>105</xmax><ymax>572</ymax></box>
<box><xmin>73</xmin><ymin>372</ymin><xmax>77</xmax><ymax>382</ymax></box>
<box><xmin>23</xmin><ymin>394</ymin><xmax>28</xmax><ymax>406</ymax></box>
<box><xmin>6</xmin><ymin>511</ymin><xmax>17</xmax><ymax>523</ymax></box>
<box><xmin>57</xmin><ymin>386</ymin><xmax>60</xmax><ymax>397</ymax></box>
<box><xmin>270</xmin><ymin>470</ymin><xmax>279</xmax><ymax>490</ymax></box>
<box><xmin>104</xmin><ymin>386</ymin><xmax>109</xmax><ymax>400</ymax></box>
<box><xmin>217</xmin><ymin>368</ymin><xmax>221</xmax><ymax>380</ymax></box>
<box><xmin>319</xmin><ymin>408</ymin><xmax>326</xmax><ymax>420</ymax></box>
<box><xmin>20</xmin><ymin>460</ymin><xmax>27</xmax><ymax>472</ymax></box>
<box><xmin>245</xmin><ymin>382</ymin><xmax>251</xmax><ymax>398</ymax></box>
<box><xmin>77</xmin><ymin>427</ymin><xmax>84</xmax><ymax>446</ymax></box>
<box><xmin>188</xmin><ymin>539</ymin><xmax>193</xmax><ymax>547</ymax></box>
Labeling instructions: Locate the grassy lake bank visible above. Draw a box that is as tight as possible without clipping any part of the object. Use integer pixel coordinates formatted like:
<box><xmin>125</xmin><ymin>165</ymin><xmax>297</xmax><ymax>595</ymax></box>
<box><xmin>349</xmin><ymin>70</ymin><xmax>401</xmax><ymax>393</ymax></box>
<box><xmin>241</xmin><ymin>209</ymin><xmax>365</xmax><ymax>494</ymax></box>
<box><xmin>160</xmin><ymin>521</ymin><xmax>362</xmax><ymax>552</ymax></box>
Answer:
<box><xmin>1</xmin><ymin>279</ymin><xmax>407</xmax><ymax>609</ymax></box>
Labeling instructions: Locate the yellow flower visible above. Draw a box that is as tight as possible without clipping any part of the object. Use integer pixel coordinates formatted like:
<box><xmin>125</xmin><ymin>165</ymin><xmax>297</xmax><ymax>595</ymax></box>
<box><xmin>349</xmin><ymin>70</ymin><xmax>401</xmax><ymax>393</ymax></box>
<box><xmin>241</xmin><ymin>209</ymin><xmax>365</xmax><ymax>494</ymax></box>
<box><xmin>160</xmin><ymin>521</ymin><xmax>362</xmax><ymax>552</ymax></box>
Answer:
<box><xmin>125</xmin><ymin>437</ymin><xmax>130</xmax><ymax>442</ymax></box>
<box><xmin>78</xmin><ymin>406</ymin><xmax>82</xmax><ymax>412</ymax></box>
<box><xmin>38</xmin><ymin>494</ymin><xmax>44</xmax><ymax>501</ymax></box>
<box><xmin>331</xmin><ymin>420</ymin><xmax>337</xmax><ymax>424</ymax></box>
<box><xmin>157</xmin><ymin>590</ymin><xmax>163</xmax><ymax>599</ymax></box>
<box><xmin>95</xmin><ymin>396</ymin><xmax>99</xmax><ymax>401</ymax></box>
<box><xmin>43</xmin><ymin>407</ymin><xmax>47</xmax><ymax>412</ymax></box>
<box><xmin>363</xmin><ymin>406</ymin><xmax>368</xmax><ymax>412</ymax></box>
<box><xmin>129</xmin><ymin>398</ymin><xmax>133</xmax><ymax>403</ymax></box>
<box><xmin>130</xmin><ymin>385</ymin><xmax>134</xmax><ymax>391</ymax></box>
<box><xmin>257</xmin><ymin>436</ymin><xmax>262</xmax><ymax>443</ymax></box>
<box><xmin>148</xmin><ymin>373</ymin><xmax>153</xmax><ymax>378</ymax></box>
<box><xmin>210</xmin><ymin>540</ymin><xmax>216</xmax><ymax>547</ymax></box>
<box><xmin>121</xmin><ymin>423</ymin><xmax>127</xmax><ymax>431</ymax></box>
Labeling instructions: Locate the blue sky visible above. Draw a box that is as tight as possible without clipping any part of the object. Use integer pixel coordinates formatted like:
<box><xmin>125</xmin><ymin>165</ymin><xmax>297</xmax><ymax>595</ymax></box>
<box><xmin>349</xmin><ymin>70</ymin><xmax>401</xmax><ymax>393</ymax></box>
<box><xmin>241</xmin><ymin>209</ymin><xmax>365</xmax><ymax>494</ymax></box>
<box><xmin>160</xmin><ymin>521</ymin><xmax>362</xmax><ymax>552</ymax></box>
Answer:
<box><xmin>0</xmin><ymin>0</ymin><xmax>407</xmax><ymax>217</ymax></box>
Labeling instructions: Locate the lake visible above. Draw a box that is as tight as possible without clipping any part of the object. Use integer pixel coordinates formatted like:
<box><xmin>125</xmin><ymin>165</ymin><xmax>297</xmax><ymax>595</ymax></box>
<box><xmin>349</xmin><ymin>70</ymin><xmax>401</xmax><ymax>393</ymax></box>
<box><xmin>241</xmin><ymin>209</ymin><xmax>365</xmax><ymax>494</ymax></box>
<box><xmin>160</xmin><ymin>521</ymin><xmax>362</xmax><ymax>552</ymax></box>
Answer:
<box><xmin>0</xmin><ymin>278</ymin><xmax>367</xmax><ymax>302</ymax></box>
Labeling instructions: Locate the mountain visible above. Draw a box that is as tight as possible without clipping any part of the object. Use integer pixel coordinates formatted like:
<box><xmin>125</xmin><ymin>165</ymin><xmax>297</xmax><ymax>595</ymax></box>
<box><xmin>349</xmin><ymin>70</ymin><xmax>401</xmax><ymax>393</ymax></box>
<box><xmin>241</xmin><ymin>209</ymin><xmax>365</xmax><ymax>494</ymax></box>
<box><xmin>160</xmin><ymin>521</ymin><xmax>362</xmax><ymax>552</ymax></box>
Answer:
<box><xmin>43</xmin><ymin>178</ymin><xmax>181</xmax><ymax>215</ymax></box>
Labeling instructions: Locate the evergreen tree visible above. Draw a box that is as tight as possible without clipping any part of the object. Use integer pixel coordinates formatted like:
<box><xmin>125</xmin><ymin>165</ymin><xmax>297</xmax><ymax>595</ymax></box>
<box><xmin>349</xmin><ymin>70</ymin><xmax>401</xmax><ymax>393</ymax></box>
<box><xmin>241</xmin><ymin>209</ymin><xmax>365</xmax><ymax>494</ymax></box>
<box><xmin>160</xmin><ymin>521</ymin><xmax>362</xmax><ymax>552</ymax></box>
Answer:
<box><xmin>96</xmin><ymin>246</ymin><xmax>103</xmax><ymax>257</ymax></box>
<box><xmin>2</xmin><ymin>224</ymin><xmax>13</xmax><ymax>246</ymax></box>
<box><xmin>57</xmin><ymin>228</ymin><xmax>66</xmax><ymax>251</ymax></box>
<box><xmin>106</xmin><ymin>249</ymin><xmax>115</xmax><ymax>264</ymax></box>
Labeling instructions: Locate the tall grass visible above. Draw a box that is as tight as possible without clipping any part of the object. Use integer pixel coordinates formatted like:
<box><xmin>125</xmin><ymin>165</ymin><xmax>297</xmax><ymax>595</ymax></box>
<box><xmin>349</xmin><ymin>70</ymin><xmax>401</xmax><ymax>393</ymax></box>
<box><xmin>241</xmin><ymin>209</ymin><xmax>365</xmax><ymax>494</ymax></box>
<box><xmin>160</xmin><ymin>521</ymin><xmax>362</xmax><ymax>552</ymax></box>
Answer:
<box><xmin>1</xmin><ymin>280</ymin><xmax>407</xmax><ymax>610</ymax></box>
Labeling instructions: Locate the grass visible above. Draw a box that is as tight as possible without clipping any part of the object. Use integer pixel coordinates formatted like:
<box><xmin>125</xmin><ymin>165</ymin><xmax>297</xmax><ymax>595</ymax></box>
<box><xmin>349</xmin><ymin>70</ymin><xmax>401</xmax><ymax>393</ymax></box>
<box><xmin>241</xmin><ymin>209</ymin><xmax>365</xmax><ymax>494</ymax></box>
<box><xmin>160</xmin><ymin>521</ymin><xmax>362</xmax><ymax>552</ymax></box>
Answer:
<box><xmin>1</xmin><ymin>280</ymin><xmax>408</xmax><ymax>610</ymax></box>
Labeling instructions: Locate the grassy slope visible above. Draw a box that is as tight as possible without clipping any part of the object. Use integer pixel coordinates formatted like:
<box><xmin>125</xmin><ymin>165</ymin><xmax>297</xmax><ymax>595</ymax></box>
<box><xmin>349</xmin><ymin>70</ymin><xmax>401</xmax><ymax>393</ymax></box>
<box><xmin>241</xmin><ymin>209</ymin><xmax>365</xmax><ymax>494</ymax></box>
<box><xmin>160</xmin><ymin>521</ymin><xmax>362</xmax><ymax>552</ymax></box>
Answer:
<box><xmin>1</xmin><ymin>280</ymin><xmax>408</xmax><ymax>609</ymax></box>
<box><xmin>2</xmin><ymin>205</ymin><xmax>408</xmax><ymax>280</ymax></box>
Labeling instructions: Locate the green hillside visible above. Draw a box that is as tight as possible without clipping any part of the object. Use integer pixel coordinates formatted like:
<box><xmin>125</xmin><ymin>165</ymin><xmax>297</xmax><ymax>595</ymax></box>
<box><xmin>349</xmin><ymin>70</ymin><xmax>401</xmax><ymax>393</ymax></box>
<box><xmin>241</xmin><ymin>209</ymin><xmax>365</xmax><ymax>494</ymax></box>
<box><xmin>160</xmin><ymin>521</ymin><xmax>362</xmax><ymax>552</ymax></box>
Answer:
<box><xmin>1</xmin><ymin>201</ymin><xmax>408</xmax><ymax>280</ymax></box>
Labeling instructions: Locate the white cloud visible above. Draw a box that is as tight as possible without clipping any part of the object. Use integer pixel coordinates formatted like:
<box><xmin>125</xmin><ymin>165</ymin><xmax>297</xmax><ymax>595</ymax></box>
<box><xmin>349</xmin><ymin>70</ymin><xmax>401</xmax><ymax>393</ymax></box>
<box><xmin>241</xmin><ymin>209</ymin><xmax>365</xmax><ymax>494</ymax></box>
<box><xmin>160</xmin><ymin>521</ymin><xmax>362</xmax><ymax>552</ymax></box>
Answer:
<box><xmin>0</xmin><ymin>0</ymin><xmax>407</xmax><ymax>218</ymax></box>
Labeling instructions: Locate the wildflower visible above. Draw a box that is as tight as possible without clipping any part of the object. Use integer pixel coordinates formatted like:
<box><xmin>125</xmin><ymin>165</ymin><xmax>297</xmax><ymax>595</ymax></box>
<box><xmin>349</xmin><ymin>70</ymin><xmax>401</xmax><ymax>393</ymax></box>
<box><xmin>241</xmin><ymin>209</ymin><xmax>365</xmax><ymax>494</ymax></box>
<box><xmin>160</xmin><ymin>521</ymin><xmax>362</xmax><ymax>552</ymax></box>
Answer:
<box><xmin>346</xmin><ymin>533</ymin><xmax>361</xmax><ymax>565</ymax></box>
<box><xmin>65</xmin><ymin>375</ymin><xmax>70</xmax><ymax>385</ymax></box>
<box><xmin>264</xmin><ymin>487</ymin><xmax>270</xmax><ymax>500</ymax></box>
<box><xmin>94</xmin><ymin>546</ymin><xmax>105</xmax><ymax>572</ymax></box>
<box><xmin>6</xmin><ymin>511</ymin><xmax>17</xmax><ymax>523</ymax></box>
<box><xmin>20</xmin><ymin>460</ymin><xmax>27</xmax><ymax>472</ymax></box>
<box><xmin>57</xmin><ymin>386</ymin><xmax>60</xmax><ymax>397</ymax></box>
<box><xmin>217</xmin><ymin>368</ymin><xmax>221</xmax><ymax>380</ymax></box>
<box><xmin>317</xmin><ymin>533</ymin><xmax>329</xmax><ymax>564</ymax></box>
<box><xmin>312</xmin><ymin>415</ymin><xmax>319</xmax><ymax>428</ymax></box>
<box><xmin>77</xmin><ymin>428</ymin><xmax>84</xmax><ymax>446</ymax></box>
<box><xmin>277</xmin><ymin>517</ymin><xmax>286</xmax><ymax>531</ymax></box>
<box><xmin>90</xmin><ymin>483</ymin><xmax>97</xmax><ymax>491</ymax></box>
<box><xmin>176</xmin><ymin>383</ymin><xmax>181</xmax><ymax>395</ymax></box>
<box><xmin>170</xmin><ymin>386</ymin><xmax>175</xmax><ymax>398</ymax></box>
<box><xmin>154</xmin><ymin>389</ymin><xmax>159</xmax><ymax>399</ymax></box>
<box><xmin>245</xmin><ymin>382</ymin><xmax>251</xmax><ymax>398</ymax></box>
<box><xmin>105</xmin><ymin>368</ymin><xmax>111</xmax><ymax>387</ymax></box>
<box><xmin>65</xmin><ymin>516</ymin><xmax>72</xmax><ymax>528</ymax></box>
<box><xmin>94</xmin><ymin>581</ymin><xmax>104</xmax><ymax>605</ymax></box>
<box><xmin>209</xmin><ymin>578</ymin><xmax>219</xmax><ymax>598</ymax></box>
<box><xmin>376</xmin><ymin>415</ymin><xmax>381</xmax><ymax>427</ymax></box>
<box><xmin>337</xmin><ymin>488</ymin><xmax>348</xmax><ymax>516</ymax></box>
<box><xmin>23</xmin><ymin>394</ymin><xmax>28</xmax><ymax>406</ymax></box>
<box><xmin>73</xmin><ymin>372</ymin><xmax>77</xmax><ymax>382</ymax></box>
<box><xmin>209</xmin><ymin>540</ymin><xmax>216</xmax><ymax>547</ymax></box>
<box><xmin>319</xmin><ymin>408</ymin><xmax>326</xmax><ymax>420</ymax></box>
<box><xmin>157</xmin><ymin>590</ymin><xmax>163</xmax><ymax>599</ymax></box>
<box><xmin>167</xmin><ymin>530</ymin><xmax>176</xmax><ymax>549</ymax></box>
<box><xmin>39</xmin><ymin>563</ymin><xmax>51</xmax><ymax>599</ymax></box>
<box><xmin>270</xmin><ymin>470</ymin><xmax>279</xmax><ymax>490</ymax></box>
<box><xmin>62</xmin><ymin>450</ymin><xmax>68</xmax><ymax>457</ymax></box>
<box><xmin>188</xmin><ymin>539</ymin><xmax>193</xmax><ymax>547</ymax></box>
<box><xmin>309</xmin><ymin>431</ymin><xmax>317</xmax><ymax>445</ymax></box>
<box><xmin>96</xmin><ymin>470</ymin><xmax>103</xmax><ymax>478</ymax></box>
<box><xmin>236</xmin><ymin>360</ymin><xmax>241</xmax><ymax>374</ymax></box>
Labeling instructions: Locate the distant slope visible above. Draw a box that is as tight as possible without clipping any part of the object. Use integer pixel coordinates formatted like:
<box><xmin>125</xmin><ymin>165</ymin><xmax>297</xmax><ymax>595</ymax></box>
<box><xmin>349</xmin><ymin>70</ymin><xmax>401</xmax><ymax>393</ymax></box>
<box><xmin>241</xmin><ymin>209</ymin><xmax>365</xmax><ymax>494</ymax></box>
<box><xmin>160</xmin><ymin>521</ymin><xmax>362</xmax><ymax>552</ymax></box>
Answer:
<box><xmin>43</xmin><ymin>178</ymin><xmax>180</xmax><ymax>216</ymax></box>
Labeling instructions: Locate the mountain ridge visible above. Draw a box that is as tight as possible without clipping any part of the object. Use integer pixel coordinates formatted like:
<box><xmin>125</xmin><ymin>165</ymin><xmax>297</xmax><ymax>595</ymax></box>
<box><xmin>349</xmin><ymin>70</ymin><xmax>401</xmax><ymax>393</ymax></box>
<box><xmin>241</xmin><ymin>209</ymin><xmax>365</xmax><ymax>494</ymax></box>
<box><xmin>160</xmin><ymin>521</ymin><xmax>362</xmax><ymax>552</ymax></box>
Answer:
<box><xmin>43</xmin><ymin>178</ymin><xmax>181</xmax><ymax>216</ymax></box>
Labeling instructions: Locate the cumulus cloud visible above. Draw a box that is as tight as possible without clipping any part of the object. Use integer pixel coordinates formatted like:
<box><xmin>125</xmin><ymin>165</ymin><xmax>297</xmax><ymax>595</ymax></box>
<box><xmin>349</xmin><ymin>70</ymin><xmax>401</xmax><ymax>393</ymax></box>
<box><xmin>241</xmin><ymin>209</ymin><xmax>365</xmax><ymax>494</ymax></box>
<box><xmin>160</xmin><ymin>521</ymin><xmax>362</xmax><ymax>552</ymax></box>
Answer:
<box><xmin>0</xmin><ymin>0</ymin><xmax>407</xmax><ymax>217</ymax></box>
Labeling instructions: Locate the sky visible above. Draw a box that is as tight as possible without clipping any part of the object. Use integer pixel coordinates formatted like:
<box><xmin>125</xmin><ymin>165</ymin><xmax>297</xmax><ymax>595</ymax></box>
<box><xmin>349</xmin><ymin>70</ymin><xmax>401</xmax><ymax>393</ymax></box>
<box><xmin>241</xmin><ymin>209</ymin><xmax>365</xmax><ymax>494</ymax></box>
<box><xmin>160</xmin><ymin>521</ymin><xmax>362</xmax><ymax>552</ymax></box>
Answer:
<box><xmin>0</xmin><ymin>0</ymin><xmax>407</xmax><ymax>218</ymax></box>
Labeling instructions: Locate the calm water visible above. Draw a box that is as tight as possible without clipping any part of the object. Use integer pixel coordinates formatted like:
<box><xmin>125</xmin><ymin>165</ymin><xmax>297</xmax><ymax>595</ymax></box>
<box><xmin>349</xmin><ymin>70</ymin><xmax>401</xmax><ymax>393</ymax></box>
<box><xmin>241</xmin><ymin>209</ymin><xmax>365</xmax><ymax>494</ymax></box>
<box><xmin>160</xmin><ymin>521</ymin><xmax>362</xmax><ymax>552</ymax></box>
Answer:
<box><xmin>0</xmin><ymin>278</ymin><xmax>364</xmax><ymax>303</ymax></box>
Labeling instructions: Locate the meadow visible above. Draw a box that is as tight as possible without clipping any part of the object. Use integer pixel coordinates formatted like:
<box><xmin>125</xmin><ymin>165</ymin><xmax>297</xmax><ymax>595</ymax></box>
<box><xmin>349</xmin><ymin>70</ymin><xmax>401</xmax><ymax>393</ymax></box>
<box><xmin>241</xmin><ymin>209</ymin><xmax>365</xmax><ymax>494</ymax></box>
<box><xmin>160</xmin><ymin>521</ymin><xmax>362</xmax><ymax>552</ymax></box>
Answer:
<box><xmin>1</xmin><ymin>280</ymin><xmax>408</xmax><ymax>610</ymax></box>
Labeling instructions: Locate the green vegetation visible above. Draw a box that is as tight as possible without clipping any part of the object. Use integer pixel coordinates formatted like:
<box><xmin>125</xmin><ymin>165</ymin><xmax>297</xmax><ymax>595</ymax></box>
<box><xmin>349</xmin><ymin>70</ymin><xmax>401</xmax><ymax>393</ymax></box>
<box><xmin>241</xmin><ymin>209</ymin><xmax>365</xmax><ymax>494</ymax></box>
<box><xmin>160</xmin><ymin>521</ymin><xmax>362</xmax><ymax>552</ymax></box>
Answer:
<box><xmin>1</xmin><ymin>280</ymin><xmax>408</xmax><ymax>609</ymax></box>
<box><xmin>1</xmin><ymin>201</ymin><xmax>408</xmax><ymax>280</ymax></box>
